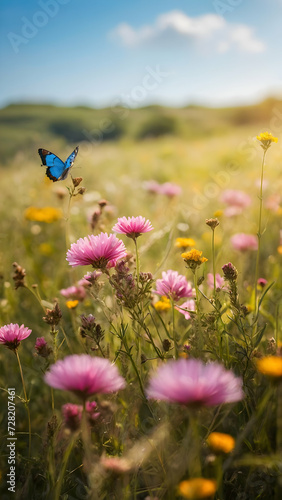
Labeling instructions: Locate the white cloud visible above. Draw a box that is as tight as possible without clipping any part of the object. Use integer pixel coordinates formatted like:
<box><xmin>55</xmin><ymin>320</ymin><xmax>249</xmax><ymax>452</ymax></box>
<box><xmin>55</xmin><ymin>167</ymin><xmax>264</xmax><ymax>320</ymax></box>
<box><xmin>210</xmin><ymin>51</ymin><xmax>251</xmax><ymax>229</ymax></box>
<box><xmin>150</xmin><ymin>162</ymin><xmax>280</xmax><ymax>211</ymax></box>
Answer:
<box><xmin>112</xmin><ymin>10</ymin><xmax>265</xmax><ymax>54</ymax></box>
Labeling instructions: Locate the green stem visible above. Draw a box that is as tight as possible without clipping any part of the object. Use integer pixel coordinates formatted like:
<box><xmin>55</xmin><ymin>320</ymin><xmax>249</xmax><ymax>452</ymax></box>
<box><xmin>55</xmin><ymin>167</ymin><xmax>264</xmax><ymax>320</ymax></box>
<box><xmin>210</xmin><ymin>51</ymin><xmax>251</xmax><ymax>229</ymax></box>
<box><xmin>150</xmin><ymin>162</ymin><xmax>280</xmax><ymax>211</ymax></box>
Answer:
<box><xmin>212</xmin><ymin>228</ymin><xmax>216</xmax><ymax>295</ymax></box>
<box><xmin>54</xmin><ymin>436</ymin><xmax>76</xmax><ymax>500</ymax></box>
<box><xmin>134</xmin><ymin>238</ymin><xmax>140</xmax><ymax>288</ymax></box>
<box><xmin>15</xmin><ymin>350</ymin><xmax>31</xmax><ymax>458</ymax></box>
<box><xmin>170</xmin><ymin>298</ymin><xmax>178</xmax><ymax>359</ymax></box>
<box><xmin>254</xmin><ymin>149</ymin><xmax>267</xmax><ymax>323</ymax></box>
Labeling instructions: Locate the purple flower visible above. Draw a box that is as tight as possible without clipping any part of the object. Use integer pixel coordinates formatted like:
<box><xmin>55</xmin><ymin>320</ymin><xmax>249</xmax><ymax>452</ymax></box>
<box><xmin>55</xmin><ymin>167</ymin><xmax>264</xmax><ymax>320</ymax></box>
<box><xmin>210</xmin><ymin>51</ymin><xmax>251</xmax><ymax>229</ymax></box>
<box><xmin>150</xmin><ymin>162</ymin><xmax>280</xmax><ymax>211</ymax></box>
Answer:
<box><xmin>66</xmin><ymin>233</ymin><xmax>127</xmax><ymax>269</ymax></box>
<box><xmin>146</xmin><ymin>358</ymin><xmax>243</xmax><ymax>406</ymax></box>
<box><xmin>82</xmin><ymin>271</ymin><xmax>102</xmax><ymax>284</ymax></box>
<box><xmin>0</xmin><ymin>323</ymin><xmax>32</xmax><ymax>351</ymax></box>
<box><xmin>35</xmin><ymin>337</ymin><xmax>52</xmax><ymax>358</ymax></box>
<box><xmin>112</xmin><ymin>216</ymin><xmax>153</xmax><ymax>239</ymax></box>
<box><xmin>44</xmin><ymin>354</ymin><xmax>126</xmax><ymax>399</ymax></box>
<box><xmin>231</xmin><ymin>233</ymin><xmax>258</xmax><ymax>252</ymax></box>
<box><xmin>154</xmin><ymin>270</ymin><xmax>193</xmax><ymax>302</ymax></box>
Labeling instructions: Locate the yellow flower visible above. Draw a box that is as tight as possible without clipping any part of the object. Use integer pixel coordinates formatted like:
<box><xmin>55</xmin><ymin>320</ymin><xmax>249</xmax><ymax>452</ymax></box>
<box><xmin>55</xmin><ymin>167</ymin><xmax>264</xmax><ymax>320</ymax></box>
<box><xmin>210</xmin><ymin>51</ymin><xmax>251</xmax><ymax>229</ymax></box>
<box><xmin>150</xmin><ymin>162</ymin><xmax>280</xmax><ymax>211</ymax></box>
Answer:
<box><xmin>178</xmin><ymin>478</ymin><xmax>217</xmax><ymax>499</ymax></box>
<box><xmin>277</xmin><ymin>246</ymin><xmax>282</xmax><ymax>255</ymax></box>
<box><xmin>154</xmin><ymin>296</ymin><xmax>171</xmax><ymax>312</ymax></box>
<box><xmin>256</xmin><ymin>356</ymin><xmax>282</xmax><ymax>378</ymax></box>
<box><xmin>39</xmin><ymin>243</ymin><xmax>53</xmax><ymax>256</ymax></box>
<box><xmin>175</xmin><ymin>237</ymin><xmax>196</xmax><ymax>249</ymax></box>
<box><xmin>25</xmin><ymin>206</ymin><xmax>63</xmax><ymax>223</ymax></box>
<box><xmin>256</xmin><ymin>132</ymin><xmax>278</xmax><ymax>150</ymax></box>
<box><xmin>182</xmin><ymin>249</ymin><xmax>208</xmax><ymax>272</ymax></box>
<box><xmin>213</xmin><ymin>210</ymin><xmax>223</xmax><ymax>218</ymax></box>
<box><xmin>66</xmin><ymin>300</ymin><xmax>79</xmax><ymax>309</ymax></box>
<box><xmin>206</xmin><ymin>432</ymin><xmax>235</xmax><ymax>454</ymax></box>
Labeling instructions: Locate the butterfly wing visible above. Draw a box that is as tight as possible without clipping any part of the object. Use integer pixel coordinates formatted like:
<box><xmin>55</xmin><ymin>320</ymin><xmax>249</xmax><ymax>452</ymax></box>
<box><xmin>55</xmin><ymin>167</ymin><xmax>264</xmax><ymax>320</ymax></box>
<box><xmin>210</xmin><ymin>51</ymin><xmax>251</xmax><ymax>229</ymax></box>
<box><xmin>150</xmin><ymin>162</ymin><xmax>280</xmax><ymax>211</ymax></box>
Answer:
<box><xmin>60</xmin><ymin>146</ymin><xmax>79</xmax><ymax>180</ymax></box>
<box><xmin>38</xmin><ymin>146</ymin><xmax>79</xmax><ymax>182</ymax></box>
<box><xmin>38</xmin><ymin>149</ymin><xmax>65</xmax><ymax>182</ymax></box>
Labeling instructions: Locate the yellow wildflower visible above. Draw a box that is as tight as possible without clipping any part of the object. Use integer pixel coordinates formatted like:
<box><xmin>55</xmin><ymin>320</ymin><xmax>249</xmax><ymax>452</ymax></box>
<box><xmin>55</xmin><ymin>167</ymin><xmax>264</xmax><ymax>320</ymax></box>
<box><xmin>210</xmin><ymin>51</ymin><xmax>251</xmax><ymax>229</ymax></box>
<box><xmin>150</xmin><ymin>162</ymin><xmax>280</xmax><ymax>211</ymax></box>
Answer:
<box><xmin>175</xmin><ymin>237</ymin><xmax>196</xmax><ymax>250</ymax></box>
<box><xmin>213</xmin><ymin>210</ymin><xmax>223</xmax><ymax>218</ymax></box>
<box><xmin>182</xmin><ymin>249</ymin><xmax>208</xmax><ymax>272</ymax></box>
<box><xmin>25</xmin><ymin>206</ymin><xmax>63</xmax><ymax>223</ymax></box>
<box><xmin>206</xmin><ymin>432</ymin><xmax>235</xmax><ymax>454</ymax></box>
<box><xmin>66</xmin><ymin>300</ymin><xmax>79</xmax><ymax>309</ymax></box>
<box><xmin>178</xmin><ymin>478</ymin><xmax>217</xmax><ymax>499</ymax></box>
<box><xmin>39</xmin><ymin>243</ymin><xmax>53</xmax><ymax>256</ymax></box>
<box><xmin>182</xmin><ymin>249</ymin><xmax>208</xmax><ymax>263</ymax></box>
<box><xmin>256</xmin><ymin>132</ymin><xmax>278</xmax><ymax>150</ymax></box>
<box><xmin>256</xmin><ymin>356</ymin><xmax>282</xmax><ymax>379</ymax></box>
<box><xmin>277</xmin><ymin>246</ymin><xmax>282</xmax><ymax>255</ymax></box>
<box><xmin>154</xmin><ymin>296</ymin><xmax>171</xmax><ymax>312</ymax></box>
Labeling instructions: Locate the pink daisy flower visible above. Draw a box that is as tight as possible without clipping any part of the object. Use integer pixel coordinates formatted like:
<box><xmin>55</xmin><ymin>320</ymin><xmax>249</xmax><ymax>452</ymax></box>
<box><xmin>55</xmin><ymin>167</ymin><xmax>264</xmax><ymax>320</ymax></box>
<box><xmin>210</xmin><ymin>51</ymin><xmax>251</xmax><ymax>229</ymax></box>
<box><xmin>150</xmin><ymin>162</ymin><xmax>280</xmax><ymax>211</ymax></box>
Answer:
<box><xmin>221</xmin><ymin>189</ymin><xmax>251</xmax><ymax>208</ymax></box>
<box><xmin>44</xmin><ymin>354</ymin><xmax>126</xmax><ymax>400</ymax></box>
<box><xmin>175</xmin><ymin>299</ymin><xmax>196</xmax><ymax>320</ymax></box>
<box><xmin>154</xmin><ymin>270</ymin><xmax>193</xmax><ymax>302</ymax></box>
<box><xmin>231</xmin><ymin>233</ymin><xmax>258</xmax><ymax>252</ymax></box>
<box><xmin>66</xmin><ymin>233</ymin><xmax>127</xmax><ymax>269</ymax></box>
<box><xmin>206</xmin><ymin>273</ymin><xmax>225</xmax><ymax>290</ymax></box>
<box><xmin>60</xmin><ymin>285</ymin><xmax>86</xmax><ymax>301</ymax></box>
<box><xmin>62</xmin><ymin>401</ymin><xmax>99</xmax><ymax>430</ymax></box>
<box><xmin>0</xmin><ymin>323</ymin><xmax>32</xmax><ymax>351</ymax></box>
<box><xmin>143</xmin><ymin>180</ymin><xmax>162</xmax><ymax>194</ymax></box>
<box><xmin>112</xmin><ymin>216</ymin><xmax>153</xmax><ymax>240</ymax></box>
<box><xmin>146</xmin><ymin>358</ymin><xmax>244</xmax><ymax>406</ymax></box>
<box><xmin>160</xmin><ymin>182</ymin><xmax>182</xmax><ymax>198</ymax></box>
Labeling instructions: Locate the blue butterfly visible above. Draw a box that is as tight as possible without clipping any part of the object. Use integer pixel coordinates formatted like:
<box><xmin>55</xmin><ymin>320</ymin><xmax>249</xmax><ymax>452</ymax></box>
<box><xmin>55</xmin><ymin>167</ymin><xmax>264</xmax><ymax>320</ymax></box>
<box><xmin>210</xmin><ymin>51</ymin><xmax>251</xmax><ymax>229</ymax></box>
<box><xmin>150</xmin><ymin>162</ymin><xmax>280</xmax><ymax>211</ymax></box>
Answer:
<box><xmin>38</xmin><ymin>146</ymin><xmax>79</xmax><ymax>182</ymax></box>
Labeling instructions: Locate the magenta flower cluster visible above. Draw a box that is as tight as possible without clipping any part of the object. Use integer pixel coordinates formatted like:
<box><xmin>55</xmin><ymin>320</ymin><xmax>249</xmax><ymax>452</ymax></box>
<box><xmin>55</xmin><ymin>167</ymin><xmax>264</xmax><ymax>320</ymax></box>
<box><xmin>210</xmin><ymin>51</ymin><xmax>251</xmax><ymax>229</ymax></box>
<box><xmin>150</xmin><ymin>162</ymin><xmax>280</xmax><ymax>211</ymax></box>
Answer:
<box><xmin>66</xmin><ymin>233</ymin><xmax>127</xmax><ymax>269</ymax></box>
<box><xmin>154</xmin><ymin>270</ymin><xmax>193</xmax><ymax>302</ymax></box>
<box><xmin>146</xmin><ymin>358</ymin><xmax>244</xmax><ymax>406</ymax></box>
<box><xmin>44</xmin><ymin>354</ymin><xmax>126</xmax><ymax>399</ymax></box>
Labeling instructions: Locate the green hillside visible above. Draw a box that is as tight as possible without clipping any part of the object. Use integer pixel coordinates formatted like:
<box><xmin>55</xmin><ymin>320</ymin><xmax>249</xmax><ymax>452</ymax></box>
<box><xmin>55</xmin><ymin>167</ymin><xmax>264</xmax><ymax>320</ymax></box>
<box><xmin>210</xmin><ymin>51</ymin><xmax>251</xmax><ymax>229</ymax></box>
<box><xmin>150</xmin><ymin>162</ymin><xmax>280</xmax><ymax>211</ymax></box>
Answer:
<box><xmin>0</xmin><ymin>98</ymin><xmax>281</xmax><ymax>164</ymax></box>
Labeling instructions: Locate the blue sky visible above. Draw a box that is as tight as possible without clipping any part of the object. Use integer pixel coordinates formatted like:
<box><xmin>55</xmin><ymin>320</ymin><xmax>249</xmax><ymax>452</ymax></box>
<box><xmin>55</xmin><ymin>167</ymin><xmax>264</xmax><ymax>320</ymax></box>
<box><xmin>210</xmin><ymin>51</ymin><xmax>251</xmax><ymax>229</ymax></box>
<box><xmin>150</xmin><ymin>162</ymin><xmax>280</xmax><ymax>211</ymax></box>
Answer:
<box><xmin>1</xmin><ymin>0</ymin><xmax>282</xmax><ymax>108</ymax></box>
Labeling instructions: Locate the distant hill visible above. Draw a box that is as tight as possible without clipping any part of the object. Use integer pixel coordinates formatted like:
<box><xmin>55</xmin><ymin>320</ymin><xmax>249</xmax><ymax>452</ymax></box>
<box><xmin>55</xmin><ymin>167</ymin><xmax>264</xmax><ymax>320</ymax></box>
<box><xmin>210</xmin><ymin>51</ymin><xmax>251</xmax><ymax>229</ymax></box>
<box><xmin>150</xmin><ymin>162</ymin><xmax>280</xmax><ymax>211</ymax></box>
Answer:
<box><xmin>0</xmin><ymin>98</ymin><xmax>281</xmax><ymax>163</ymax></box>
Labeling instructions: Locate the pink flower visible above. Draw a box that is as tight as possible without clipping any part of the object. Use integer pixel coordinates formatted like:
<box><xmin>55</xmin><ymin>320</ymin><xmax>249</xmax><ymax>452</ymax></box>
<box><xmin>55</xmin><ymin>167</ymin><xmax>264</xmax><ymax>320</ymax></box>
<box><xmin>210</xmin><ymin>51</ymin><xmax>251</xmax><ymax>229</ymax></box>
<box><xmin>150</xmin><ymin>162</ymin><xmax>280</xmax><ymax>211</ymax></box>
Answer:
<box><xmin>221</xmin><ymin>189</ymin><xmax>251</xmax><ymax>208</ymax></box>
<box><xmin>257</xmin><ymin>278</ymin><xmax>267</xmax><ymax>288</ymax></box>
<box><xmin>60</xmin><ymin>285</ymin><xmax>86</xmax><ymax>301</ymax></box>
<box><xmin>62</xmin><ymin>401</ymin><xmax>99</xmax><ymax>430</ymax></box>
<box><xmin>146</xmin><ymin>358</ymin><xmax>244</xmax><ymax>406</ymax></box>
<box><xmin>112</xmin><ymin>216</ymin><xmax>153</xmax><ymax>239</ymax></box>
<box><xmin>231</xmin><ymin>233</ymin><xmax>258</xmax><ymax>252</ymax></box>
<box><xmin>0</xmin><ymin>323</ymin><xmax>32</xmax><ymax>351</ymax></box>
<box><xmin>175</xmin><ymin>299</ymin><xmax>196</xmax><ymax>320</ymax></box>
<box><xmin>160</xmin><ymin>182</ymin><xmax>182</xmax><ymax>198</ymax></box>
<box><xmin>143</xmin><ymin>180</ymin><xmax>162</xmax><ymax>194</ymax></box>
<box><xmin>82</xmin><ymin>271</ymin><xmax>103</xmax><ymax>284</ymax></box>
<box><xmin>44</xmin><ymin>354</ymin><xmax>126</xmax><ymax>399</ymax></box>
<box><xmin>35</xmin><ymin>337</ymin><xmax>52</xmax><ymax>358</ymax></box>
<box><xmin>66</xmin><ymin>233</ymin><xmax>127</xmax><ymax>269</ymax></box>
<box><xmin>207</xmin><ymin>273</ymin><xmax>225</xmax><ymax>290</ymax></box>
<box><xmin>154</xmin><ymin>270</ymin><xmax>193</xmax><ymax>302</ymax></box>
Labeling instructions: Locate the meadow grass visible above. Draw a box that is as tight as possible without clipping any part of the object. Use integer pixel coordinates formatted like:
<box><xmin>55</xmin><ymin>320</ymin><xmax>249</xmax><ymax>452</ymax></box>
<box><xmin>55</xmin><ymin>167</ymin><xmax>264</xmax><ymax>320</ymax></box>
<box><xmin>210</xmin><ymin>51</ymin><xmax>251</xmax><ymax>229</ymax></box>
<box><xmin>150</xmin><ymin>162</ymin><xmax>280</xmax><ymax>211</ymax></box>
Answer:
<box><xmin>0</xmin><ymin>115</ymin><xmax>282</xmax><ymax>499</ymax></box>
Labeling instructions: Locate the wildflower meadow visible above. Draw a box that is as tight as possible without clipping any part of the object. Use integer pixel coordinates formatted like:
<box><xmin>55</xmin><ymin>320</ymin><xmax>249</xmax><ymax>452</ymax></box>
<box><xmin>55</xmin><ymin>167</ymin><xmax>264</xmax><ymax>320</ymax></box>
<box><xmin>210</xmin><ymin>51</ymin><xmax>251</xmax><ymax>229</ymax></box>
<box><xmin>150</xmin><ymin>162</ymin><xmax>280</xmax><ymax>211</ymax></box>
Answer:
<box><xmin>1</xmin><ymin>120</ymin><xmax>282</xmax><ymax>500</ymax></box>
